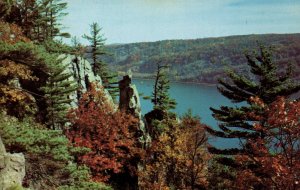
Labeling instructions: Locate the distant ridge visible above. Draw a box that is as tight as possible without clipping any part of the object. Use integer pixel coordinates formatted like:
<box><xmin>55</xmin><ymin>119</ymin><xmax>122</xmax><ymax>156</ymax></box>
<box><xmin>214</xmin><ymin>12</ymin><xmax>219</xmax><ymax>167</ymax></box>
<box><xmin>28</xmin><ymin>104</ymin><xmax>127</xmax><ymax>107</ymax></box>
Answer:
<box><xmin>102</xmin><ymin>33</ymin><xmax>300</xmax><ymax>84</ymax></box>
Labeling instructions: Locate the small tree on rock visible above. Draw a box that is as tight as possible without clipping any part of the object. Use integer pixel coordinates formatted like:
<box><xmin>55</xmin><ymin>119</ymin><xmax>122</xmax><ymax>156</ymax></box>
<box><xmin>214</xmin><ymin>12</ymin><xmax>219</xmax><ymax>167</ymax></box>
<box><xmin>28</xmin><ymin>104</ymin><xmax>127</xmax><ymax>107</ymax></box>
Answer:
<box><xmin>151</xmin><ymin>62</ymin><xmax>176</xmax><ymax>112</ymax></box>
<box><xmin>83</xmin><ymin>22</ymin><xmax>118</xmax><ymax>99</ymax></box>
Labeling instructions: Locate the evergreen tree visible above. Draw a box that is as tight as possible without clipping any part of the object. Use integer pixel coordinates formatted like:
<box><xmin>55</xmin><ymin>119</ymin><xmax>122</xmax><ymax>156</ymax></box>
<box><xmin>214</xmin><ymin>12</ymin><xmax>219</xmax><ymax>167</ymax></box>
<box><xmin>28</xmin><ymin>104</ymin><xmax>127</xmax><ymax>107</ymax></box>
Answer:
<box><xmin>206</xmin><ymin>45</ymin><xmax>300</xmax><ymax>157</ymax></box>
<box><xmin>70</xmin><ymin>36</ymin><xmax>86</xmax><ymax>100</ymax></box>
<box><xmin>0</xmin><ymin>112</ymin><xmax>112</xmax><ymax>189</ymax></box>
<box><xmin>71</xmin><ymin>36</ymin><xmax>85</xmax><ymax>57</ymax></box>
<box><xmin>83</xmin><ymin>22</ymin><xmax>118</xmax><ymax>99</ymax></box>
<box><xmin>40</xmin><ymin>54</ymin><xmax>77</xmax><ymax>129</ymax></box>
<box><xmin>2</xmin><ymin>0</ymin><xmax>69</xmax><ymax>42</ymax></box>
<box><xmin>151</xmin><ymin>62</ymin><xmax>176</xmax><ymax>112</ymax></box>
<box><xmin>83</xmin><ymin>22</ymin><xmax>106</xmax><ymax>75</ymax></box>
<box><xmin>45</xmin><ymin>0</ymin><xmax>70</xmax><ymax>40</ymax></box>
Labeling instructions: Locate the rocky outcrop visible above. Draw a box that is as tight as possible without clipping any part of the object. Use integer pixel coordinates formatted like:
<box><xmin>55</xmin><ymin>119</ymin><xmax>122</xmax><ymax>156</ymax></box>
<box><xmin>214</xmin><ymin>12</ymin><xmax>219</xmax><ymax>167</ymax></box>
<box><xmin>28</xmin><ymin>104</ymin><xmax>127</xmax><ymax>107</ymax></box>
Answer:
<box><xmin>119</xmin><ymin>75</ymin><xmax>150</xmax><ymax>145</ymax></box>
<box><xmin>119</xmin><ymin>75</ymin><xmax>141</xmax><ymax>116</ymax></box>
<box><xmin>61</xmin><ymin>54</ymin><xmax>115</xmax><ymax>108</ymax></box>
<box><xmin>0</xmin><ymin>136</ymin><xmax>25</xmax><ymax>190</ymax></box>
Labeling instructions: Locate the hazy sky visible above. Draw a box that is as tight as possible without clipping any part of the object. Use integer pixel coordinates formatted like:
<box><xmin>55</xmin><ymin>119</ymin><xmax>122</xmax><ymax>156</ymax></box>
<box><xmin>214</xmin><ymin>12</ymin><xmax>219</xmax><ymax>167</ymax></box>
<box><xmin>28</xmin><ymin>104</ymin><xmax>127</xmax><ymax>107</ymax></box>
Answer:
<box><xmin>62</xmin><ymin>0</ymin><xmax>300</xmax><ymax>44</ymax></box>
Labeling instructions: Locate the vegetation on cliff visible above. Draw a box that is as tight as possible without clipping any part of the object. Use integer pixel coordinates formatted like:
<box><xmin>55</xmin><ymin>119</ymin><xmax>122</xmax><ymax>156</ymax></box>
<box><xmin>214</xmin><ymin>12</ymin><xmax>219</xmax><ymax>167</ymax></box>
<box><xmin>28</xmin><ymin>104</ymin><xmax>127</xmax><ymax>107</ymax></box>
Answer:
<box><xmin>1</xmin><ymin>0</ymin><xmax>300</xmax><ymax>190</ymax></box>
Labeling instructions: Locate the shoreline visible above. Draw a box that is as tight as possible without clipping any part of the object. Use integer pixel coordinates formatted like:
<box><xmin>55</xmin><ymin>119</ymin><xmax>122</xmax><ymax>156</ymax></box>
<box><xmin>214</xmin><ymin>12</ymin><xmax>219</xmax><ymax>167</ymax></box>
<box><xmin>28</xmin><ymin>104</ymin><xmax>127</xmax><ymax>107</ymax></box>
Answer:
<box><xmin>131</xmin><ymin>76</ymin><xmax>218</xmax><ymax>86</ymax></box>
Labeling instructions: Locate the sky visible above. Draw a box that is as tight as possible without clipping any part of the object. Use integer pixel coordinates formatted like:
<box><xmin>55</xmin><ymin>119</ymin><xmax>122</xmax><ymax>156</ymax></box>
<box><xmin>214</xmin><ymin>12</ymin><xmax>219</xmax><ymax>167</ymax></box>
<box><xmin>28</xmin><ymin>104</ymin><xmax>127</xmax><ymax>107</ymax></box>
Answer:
<box><xmin>62</xmin><ymin>0</ymin><xmax>300</xmax><ymax>44</ymax></box>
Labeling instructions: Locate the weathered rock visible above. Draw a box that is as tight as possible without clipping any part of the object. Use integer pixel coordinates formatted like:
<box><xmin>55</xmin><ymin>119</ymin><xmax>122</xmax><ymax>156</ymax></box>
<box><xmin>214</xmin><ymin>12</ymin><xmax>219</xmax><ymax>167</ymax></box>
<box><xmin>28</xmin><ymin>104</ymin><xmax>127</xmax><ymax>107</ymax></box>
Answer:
<box><xmin>0</xmin><ymin>136</ymin><xmax>25</xmax><ymax>190</ymax></box>
<box><xmin>119</xmin><ymin>75</ymin><xmax>140</xmax><ymax>115</ymax></box>
<box><xmin>60</xmin><ymin>54</ymin><xmax>115</xmax><ymax>108</ymax></box>
<box><xmin>119</xmin><ymin>75</ymin><xmax>150</xmax><ymax>145</ymax></box>
<box><xmin>0</xmin><ymin>136</ymin><xmax>6</xmax><ymax>155</ymax></box>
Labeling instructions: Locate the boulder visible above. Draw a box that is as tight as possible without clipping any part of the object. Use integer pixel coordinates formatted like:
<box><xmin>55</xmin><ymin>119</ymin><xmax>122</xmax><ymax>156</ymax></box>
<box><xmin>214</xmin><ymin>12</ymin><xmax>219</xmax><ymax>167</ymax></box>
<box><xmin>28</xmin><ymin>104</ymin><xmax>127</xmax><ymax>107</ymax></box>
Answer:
<box><xmin>0</xmin><ymin>136</ymin><xmax>25</xmax><ymax>190</ymax></box>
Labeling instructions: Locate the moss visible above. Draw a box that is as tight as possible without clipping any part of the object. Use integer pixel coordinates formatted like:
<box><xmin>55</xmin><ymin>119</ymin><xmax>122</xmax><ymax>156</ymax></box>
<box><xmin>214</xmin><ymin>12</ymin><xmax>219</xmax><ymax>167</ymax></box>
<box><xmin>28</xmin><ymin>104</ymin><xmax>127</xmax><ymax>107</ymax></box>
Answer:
<box><xmin>7</xmin><ymin>184</ymin><xmax>27</xmax><ymax>190</ymax></box>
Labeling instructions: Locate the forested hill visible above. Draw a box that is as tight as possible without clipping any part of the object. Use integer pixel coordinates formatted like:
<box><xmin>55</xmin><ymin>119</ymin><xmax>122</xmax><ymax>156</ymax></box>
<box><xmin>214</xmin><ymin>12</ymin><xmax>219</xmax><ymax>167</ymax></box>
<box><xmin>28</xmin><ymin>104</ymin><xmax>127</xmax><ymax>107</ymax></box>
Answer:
<box><xmin>103</xmin><ymin>33</ymin><xmax>300</xmax><ymax>84</ymax></box>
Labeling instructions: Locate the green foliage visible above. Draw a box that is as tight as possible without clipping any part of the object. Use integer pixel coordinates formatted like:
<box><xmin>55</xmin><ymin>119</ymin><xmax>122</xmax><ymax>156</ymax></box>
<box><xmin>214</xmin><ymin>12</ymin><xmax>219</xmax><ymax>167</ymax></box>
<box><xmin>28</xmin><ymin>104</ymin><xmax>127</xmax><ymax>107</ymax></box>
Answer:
<box><xmin>45</xmin><ymin>0</ymin><xmax>70</xmax><ymax>39</ymax></box>
<box><xmin>151</xmin><ymin>63</ymin><xmax>176</xmax><ymax>112</ymax></box>
<box><xmin>71</xmin><ymin>36</ymin><xmax>86</xmax><ymax>57</ymax></box>
<box><xmin>207</xmin><ymin>157</ymin><xmax>235</xmax><ymax>190</ymax></box>
<box><xmin>207</xmin><ymin>45</ymin><xmax>300</xmax><ymax>155</ymax></box>
<box><xmin>144</xmin><ymin>63</ymin><xmax>177</xmax><ymax>140</ymax></box>
<box><xmin>83</xmin><ymin>22</ymin><xmax>107</xmax><ymax>75</ymax></box>
<box><xmin>0</xmin><ymin>111</ymin><xmax>71</xmax><ymax>161</ymax></box>
<box><xmin>1</xmin><ymin>0</ymin><xmax>70</xmax><ymax>42</ymax></box>
<box><xmin>0</xmin><ymin>2</ymin><xmax>111</xmax><ymax>189</ymax></box>
<box><xmin>0</xmin><ymin>31</ymin><xmax>76</xmax><ymax>126</ymax></box>
<box><xmin>42</xmin><ymin>39</ymin><xmax>72</xmax><ymax>54</ymax></box>
<box><xmin>83</xmin><ymin>22</ymin><xmax>119</xmax><ymax>100</ymax></box>
<box><xmin>204</xmin><ymin>45</ymin><xmax>300</xmax><ymax>189</ymax></box>
<box><xmin>7</xmin><ymin>185</ymin><xmax>24</xmax><ymax>190</ymax></box>
<box><xmin>0</xmin><ymin>112</ymin><xmax>109</xmax><ymax>189</ymax></box>
<box><xmin>40</xmin><ymin>54</ymin><xmax>77</xmax><ymax>129</ymax></box>
<box><xmin>59</xmin><ymin>164</ymin><xmax>112</xmax><ymax>190</ymax></box>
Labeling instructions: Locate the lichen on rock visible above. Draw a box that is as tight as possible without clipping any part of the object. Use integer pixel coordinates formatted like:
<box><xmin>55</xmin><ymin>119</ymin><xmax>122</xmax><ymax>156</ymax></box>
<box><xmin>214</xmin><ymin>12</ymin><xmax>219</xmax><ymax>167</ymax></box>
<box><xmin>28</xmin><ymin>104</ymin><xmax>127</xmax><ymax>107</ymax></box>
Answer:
<box><xmin>0</xmin><ymin>136</ymin><xmax>25</xmax><ymax>190</ymax></box>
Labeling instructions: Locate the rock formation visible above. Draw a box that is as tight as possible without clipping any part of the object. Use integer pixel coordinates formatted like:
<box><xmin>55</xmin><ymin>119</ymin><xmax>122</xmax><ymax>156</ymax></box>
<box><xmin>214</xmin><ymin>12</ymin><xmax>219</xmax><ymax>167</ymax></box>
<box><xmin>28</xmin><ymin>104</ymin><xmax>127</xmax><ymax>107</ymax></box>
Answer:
<box><xmin>119</xmin><ymin>75</ymin><xmax>150</xmax><ymax>145</ymax></box>
<box><xmin>0</xmin><ymin>136</ymin><xmax>25</xmax><ymax>190</ymax></box>
<box><xmin>61</xmin><ymin>54</ymin><xmax>115</xmax><ymax>108</ymax></box>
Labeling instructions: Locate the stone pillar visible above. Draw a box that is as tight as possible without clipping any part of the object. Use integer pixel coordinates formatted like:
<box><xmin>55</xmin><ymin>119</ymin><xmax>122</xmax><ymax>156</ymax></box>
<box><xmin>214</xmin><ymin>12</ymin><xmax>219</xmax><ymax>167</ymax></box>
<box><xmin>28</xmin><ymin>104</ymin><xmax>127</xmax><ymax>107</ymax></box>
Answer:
<box><xmin>119</xmin><ymin>75</ymin><xmax>150</xmax><ymax>144</ymax></box>
<box><xmin>119</xmin><ymin>75</ymin><xmax>138</xmax><ymax>115</ymax></box>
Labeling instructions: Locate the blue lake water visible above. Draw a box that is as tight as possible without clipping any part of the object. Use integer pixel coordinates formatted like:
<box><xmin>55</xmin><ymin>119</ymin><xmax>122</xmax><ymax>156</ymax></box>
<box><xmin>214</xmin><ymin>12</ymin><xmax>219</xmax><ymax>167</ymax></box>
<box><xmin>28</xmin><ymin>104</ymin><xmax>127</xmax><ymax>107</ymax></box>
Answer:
<box><xmin>132</xmin><ymin>78</ymin><xmax>240</xmax><ymax>149</ymax></box>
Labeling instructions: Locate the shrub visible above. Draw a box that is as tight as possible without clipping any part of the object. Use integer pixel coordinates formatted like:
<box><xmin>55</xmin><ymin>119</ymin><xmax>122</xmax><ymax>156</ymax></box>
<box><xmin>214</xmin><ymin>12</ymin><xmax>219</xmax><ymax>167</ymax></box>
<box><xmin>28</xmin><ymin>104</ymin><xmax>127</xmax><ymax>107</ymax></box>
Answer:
<box><xmin>0</xmin><ymin>112</ymin><xmax>110</xmax><ymax>189</ymax></box>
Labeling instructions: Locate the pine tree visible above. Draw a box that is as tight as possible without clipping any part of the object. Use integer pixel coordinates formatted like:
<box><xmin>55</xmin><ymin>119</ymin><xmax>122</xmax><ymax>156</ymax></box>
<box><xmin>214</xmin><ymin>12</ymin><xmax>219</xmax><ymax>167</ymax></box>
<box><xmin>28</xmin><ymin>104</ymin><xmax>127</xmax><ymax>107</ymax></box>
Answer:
<box><xmin>40</xmin><ymin>54</ymin><xmax>77</xmax><ymax>129</ymax></box>
<box><xmin>33</xmin><ymin>0</ymin><xmax>70</xmax><ymax>41</ymax></box>
<box><xmin>46</xmin><ymin>0</ymin><xmax>70</xmax><ymax>39</ymax></box>
<box><xmin>83</xmin><ymin>22</ymin><xmax>106</xmax><ymax>75</ymax></box>
<box><xmin>71</xmin><ymin>36</ymin><xmax>85</xmax><ymax>57</ymax></box>
<box><xmin>145</xmin><ymin>63</ymin><xmax>177</xmax><ymax>139</ymax></box>
<box><xmin>152</xmin><ymin>62</ymin><xmax>176</xmax><ymax>112</ymax></box>
<box><xmin>83</xmin><ymin>22</ymin><xmax>118</xmax><ymax>100</ymax></box>
<box><xmin>2</xmin><ymin>0</ymin><xmax>69</xmax><ymax>42</ymax></box>
<box><xmin>70</xmin><ymin>36</ymin><xmax>86</xmax><ymax>100</ymax></box>
<box><xmin>206</xmin><ymin>45</ymin><xmax>300</xmax><ymax>156</ymax></box>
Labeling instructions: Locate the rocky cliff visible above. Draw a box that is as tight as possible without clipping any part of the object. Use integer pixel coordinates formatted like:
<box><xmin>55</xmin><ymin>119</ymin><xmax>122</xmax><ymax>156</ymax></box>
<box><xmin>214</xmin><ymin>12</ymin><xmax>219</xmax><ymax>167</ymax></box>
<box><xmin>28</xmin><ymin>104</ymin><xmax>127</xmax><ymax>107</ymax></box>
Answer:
<box><xmin>65</xmin><ymin>55</ymin><xmax>146</xmax><ymax>137</ymax></box>
<box><xmin>62</xmin><ymin>54</ymin><xmax>115</xmax><ymax>108</ymax></box>
<box><xmin>63</xmin><ymin>55</ymin><xmax>148</xmax><ymax>145</ymax></box>
<box><xmin>0</xmin><ymin>55</ymin><xmax>146</xmax><ymax>189</ymax></box>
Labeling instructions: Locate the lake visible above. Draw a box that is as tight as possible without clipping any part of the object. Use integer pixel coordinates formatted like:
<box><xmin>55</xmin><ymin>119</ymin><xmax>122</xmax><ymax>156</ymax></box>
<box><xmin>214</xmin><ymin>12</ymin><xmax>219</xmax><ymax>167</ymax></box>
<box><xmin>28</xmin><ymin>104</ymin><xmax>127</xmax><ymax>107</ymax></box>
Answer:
<box><xmin>132</xmin><ymin>78</ymin><xmax>240</xmax><ymax>149</ymax></box>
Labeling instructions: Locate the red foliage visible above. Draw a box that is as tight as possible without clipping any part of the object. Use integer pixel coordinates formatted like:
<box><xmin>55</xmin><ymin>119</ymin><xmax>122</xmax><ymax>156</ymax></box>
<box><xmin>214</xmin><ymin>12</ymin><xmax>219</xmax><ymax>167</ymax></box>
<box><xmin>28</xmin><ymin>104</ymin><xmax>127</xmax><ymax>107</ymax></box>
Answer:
<box><xmin>67</xmin><ymin>83</ymin><xmax>143</xmax><ymax>182</ymax></box>
<box><xmin>235</xmin><ymin>97</ymin><xmax>300</xmax><ymax>190</ymax></box>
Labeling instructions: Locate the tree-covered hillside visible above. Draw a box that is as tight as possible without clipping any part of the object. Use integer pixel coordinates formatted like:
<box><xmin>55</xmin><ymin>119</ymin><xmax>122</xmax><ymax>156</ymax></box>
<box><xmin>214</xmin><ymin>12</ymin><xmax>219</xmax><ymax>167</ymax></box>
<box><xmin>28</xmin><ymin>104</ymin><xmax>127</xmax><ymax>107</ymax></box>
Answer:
<box><xmin>104</xmin><ymin>34</ymin><xmax>300</xmax><ymax>83</ymax></box>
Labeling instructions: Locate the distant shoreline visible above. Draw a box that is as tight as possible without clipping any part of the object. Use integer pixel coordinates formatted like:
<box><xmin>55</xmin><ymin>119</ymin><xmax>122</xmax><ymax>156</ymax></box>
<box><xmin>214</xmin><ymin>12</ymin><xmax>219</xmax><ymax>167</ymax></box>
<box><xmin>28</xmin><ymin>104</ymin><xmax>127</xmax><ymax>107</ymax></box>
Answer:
<box><xmin>131</xmin><ymin>76</ymin><xmax>217</xmax><ymax>87</ymax></box>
